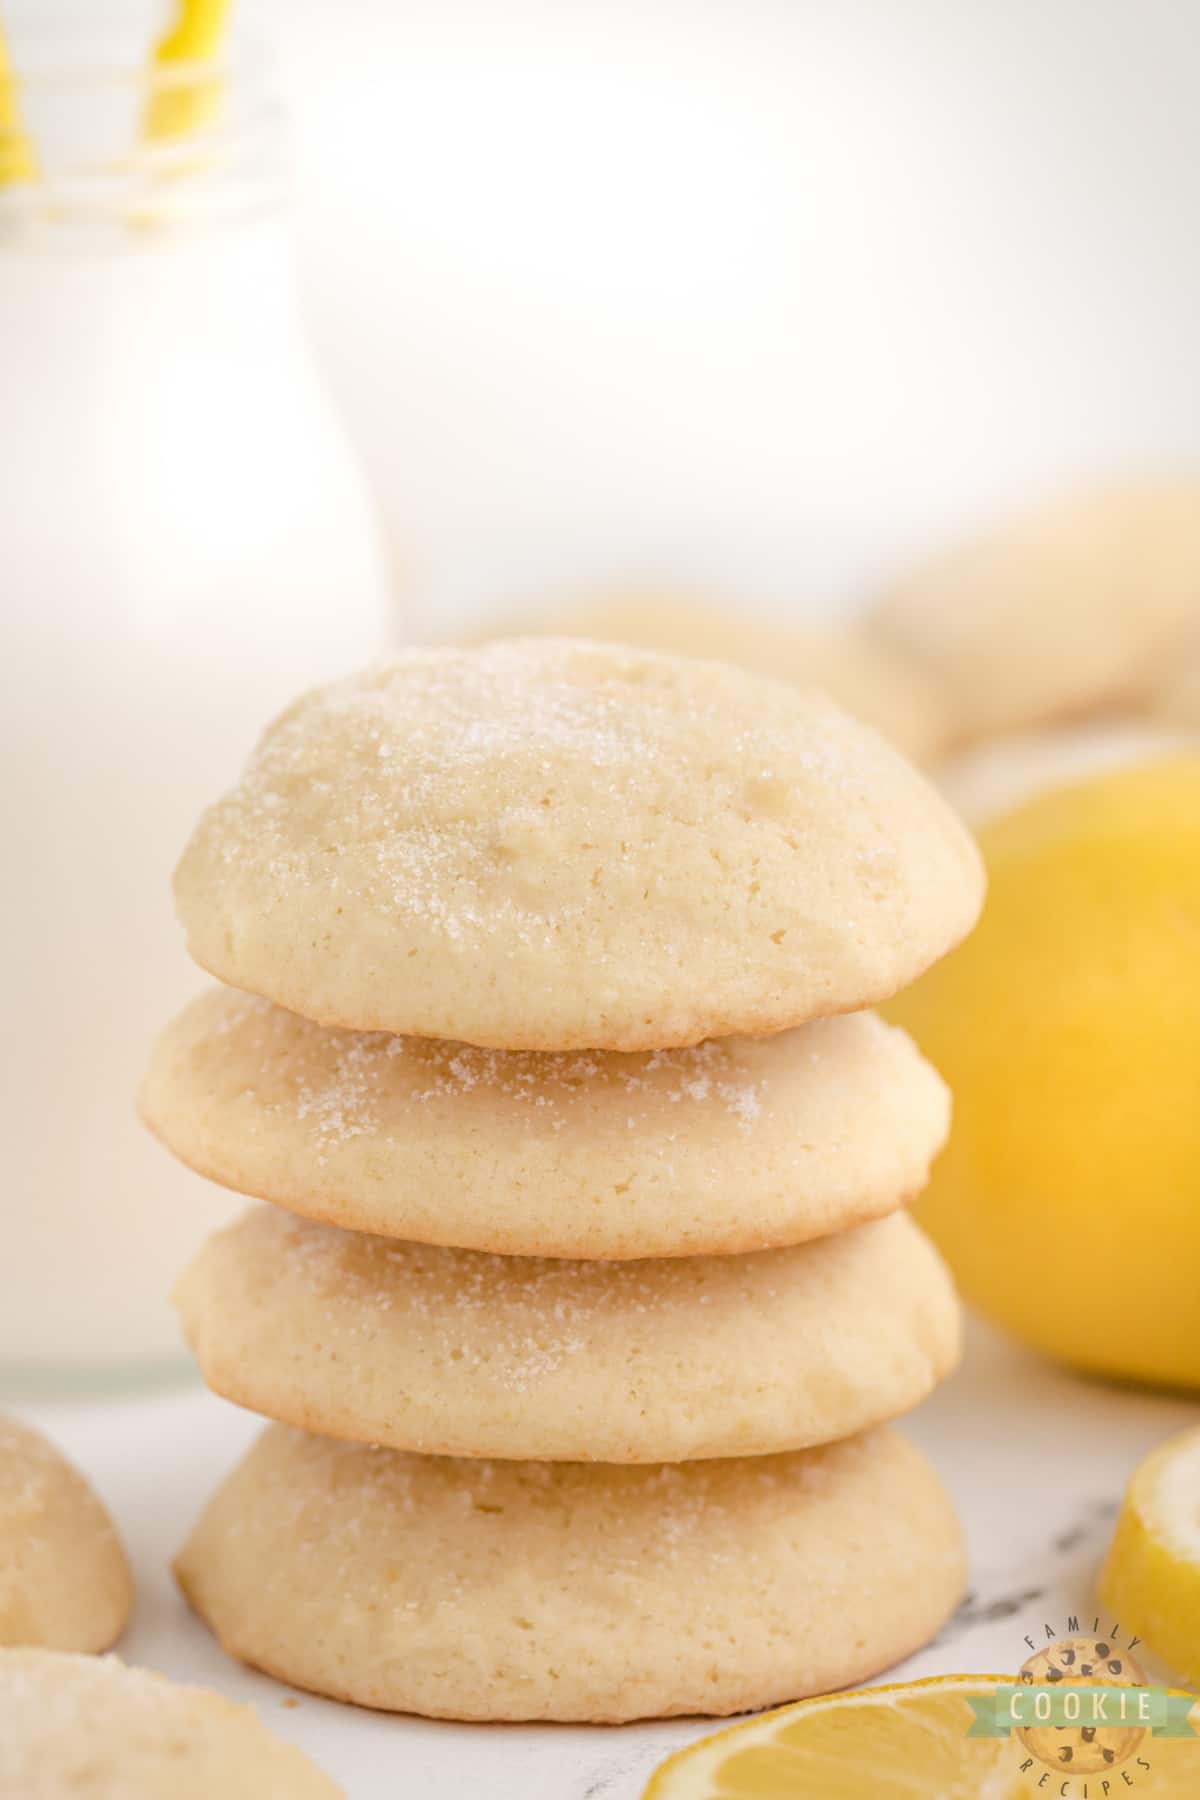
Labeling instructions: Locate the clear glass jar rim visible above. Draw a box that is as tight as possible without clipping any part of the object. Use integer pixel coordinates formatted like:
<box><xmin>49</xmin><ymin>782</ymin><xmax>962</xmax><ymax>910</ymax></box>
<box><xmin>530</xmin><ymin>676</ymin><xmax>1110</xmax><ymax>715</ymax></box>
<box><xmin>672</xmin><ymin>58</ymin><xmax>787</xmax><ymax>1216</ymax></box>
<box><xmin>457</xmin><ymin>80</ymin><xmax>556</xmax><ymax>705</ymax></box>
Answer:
<box><xmin>8</xmin><ymin>41</ymin><xmax>263</xmax><ymax>94</ymax></box>
<box><xmin>0</xmin><ymin>32</ymin><xmax>287</xmax><ymax>234</ymax></box>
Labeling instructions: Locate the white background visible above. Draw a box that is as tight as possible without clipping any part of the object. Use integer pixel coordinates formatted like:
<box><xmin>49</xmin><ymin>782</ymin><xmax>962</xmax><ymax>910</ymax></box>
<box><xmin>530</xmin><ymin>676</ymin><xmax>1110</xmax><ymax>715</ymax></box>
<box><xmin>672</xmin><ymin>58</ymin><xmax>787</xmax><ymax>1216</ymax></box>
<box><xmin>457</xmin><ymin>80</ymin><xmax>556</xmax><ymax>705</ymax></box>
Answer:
<box><xmin>268</xmin><ymin>0</ymin><xmax>1200</xmax><ymax>628</ymax></box>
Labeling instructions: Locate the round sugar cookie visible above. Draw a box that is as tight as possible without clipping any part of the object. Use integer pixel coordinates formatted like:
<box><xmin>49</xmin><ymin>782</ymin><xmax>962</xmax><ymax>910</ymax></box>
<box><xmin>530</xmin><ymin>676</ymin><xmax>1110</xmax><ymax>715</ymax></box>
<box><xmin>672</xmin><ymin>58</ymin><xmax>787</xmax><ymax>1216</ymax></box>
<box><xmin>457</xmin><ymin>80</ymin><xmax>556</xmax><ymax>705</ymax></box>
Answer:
<box><xmin>0</xmin><ymin>1648</ymin><xmax>341</xmax><ymax>1798</ymax></box>
<box><xmin>0</xmin><ymin>1416</ymin><xmax>132</xmax><ymax>1653</ymax></box>
<box><xmin>869</xmin><ymin>473</ymin><xmax>1200</xmax><ymax>747</ymax></box>
<box><xmin>142</xmin><ymin>990</ymin><xmax>949</xmax><ymax>1258</ymax></box>
<box><xmin>174</xmin><ymin>1206</ymin><xmax>960</xmax><ymax>1463</ymax></box>
<box><xmin>173</xmin><ymin>641</ymin><xmax>983</xmax><ymax>1050</ymax></box>
<box><xmin>466</xmin><ymin>594</ymin><xmax>953</xmax><ymax>763</ymax></box>
<box><xmin>174</xmin><ymin>1423</ymin><xmax>966</xmax><ymax>1722</ymax></box>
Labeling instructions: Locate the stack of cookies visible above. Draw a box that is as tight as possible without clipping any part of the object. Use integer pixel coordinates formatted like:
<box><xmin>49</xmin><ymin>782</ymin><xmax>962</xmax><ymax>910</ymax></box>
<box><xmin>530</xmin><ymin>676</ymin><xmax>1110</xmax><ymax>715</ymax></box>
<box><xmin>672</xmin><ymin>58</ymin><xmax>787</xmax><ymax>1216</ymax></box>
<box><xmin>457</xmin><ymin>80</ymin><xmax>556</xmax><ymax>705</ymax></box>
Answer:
<box><xmin>141</xmin><ymin>639</ymin><xmax>985</xmax><ymax>1723</ymax></box>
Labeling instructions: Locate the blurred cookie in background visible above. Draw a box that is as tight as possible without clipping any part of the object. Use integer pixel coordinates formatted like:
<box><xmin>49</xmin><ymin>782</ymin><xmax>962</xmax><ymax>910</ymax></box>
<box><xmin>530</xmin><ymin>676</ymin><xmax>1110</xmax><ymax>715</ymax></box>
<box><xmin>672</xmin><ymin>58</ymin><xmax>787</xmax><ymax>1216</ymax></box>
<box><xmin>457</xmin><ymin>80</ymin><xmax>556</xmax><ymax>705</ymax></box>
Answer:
<box><xmin>463</xmin><ymin>591</ymin><xmax>953</xmax><ymax>764</ymax></box>
<box><xmin>868</xmin><ymin>471</ymin><xmax>1200</xmax><ymax>748</ymax></box>
<box><xmin>1150</xmin><ymin>634</ymin><xmax>1200</xmax><ymax>729</ymax></box>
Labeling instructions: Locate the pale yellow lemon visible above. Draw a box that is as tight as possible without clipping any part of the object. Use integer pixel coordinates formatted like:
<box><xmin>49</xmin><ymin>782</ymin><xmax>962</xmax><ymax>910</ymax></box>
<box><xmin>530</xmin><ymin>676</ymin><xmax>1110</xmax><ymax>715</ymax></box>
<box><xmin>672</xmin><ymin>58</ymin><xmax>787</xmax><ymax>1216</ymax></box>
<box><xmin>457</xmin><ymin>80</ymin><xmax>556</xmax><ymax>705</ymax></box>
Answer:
<box><xmin>887</xmin><ymin>757</ymin><xmax>1200</xmax><ymax>1389</ymax></box>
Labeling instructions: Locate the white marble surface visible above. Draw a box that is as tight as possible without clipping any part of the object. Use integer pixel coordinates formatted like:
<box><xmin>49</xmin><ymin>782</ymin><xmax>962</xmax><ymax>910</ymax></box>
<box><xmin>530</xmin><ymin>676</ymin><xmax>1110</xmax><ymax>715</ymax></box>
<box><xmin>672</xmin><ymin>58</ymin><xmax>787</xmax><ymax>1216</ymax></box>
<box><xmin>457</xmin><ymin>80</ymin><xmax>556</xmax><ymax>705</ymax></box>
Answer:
<box><xmin>12</xmin><ymin>1319</ymin><xmax>1200</xmax><ymax>1799</ymax></box>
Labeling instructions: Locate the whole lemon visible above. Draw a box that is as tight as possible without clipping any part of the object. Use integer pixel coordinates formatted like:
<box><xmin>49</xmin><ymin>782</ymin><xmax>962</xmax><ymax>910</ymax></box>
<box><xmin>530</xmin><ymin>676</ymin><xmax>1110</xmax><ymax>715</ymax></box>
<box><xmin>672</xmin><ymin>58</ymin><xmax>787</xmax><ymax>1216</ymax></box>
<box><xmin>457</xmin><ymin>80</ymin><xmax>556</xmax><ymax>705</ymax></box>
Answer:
<box><xmin>888</xmin><ymin>756</ymin><xmax>1200</xmax><ymax>1389</ymax></box>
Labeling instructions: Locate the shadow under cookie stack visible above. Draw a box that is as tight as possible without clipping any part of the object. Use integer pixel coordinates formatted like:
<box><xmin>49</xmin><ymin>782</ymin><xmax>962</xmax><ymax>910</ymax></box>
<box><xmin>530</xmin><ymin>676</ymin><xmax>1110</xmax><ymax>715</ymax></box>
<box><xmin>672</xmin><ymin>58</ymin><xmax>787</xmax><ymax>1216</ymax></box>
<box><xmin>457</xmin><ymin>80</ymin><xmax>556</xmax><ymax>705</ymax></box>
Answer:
<box><xmin>142</xmin><ymin>638</ymin><xmax>985</xmax><ymax>1724</ymax></box>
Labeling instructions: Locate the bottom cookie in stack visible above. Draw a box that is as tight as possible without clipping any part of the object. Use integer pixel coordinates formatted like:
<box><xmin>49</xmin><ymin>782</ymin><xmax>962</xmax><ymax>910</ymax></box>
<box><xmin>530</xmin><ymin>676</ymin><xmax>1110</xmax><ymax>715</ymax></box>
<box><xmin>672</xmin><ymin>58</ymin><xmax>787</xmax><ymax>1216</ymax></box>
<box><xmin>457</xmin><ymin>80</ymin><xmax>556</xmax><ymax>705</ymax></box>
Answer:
<box><xmin>175</xmin><ymin>1424</ymin><xmax>964</xmax><ymax>1723</ymax></box>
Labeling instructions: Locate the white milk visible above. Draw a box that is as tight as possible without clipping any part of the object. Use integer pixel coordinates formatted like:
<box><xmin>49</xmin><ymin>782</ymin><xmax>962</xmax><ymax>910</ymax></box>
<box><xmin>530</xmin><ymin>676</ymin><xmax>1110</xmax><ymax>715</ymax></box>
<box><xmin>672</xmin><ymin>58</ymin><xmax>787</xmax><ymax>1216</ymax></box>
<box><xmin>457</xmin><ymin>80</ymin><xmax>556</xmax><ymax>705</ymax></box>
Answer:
<box><xmin>0</xmin><ymin>59</ymin><xmax>395</xmax><ymax>1378</ymax></box>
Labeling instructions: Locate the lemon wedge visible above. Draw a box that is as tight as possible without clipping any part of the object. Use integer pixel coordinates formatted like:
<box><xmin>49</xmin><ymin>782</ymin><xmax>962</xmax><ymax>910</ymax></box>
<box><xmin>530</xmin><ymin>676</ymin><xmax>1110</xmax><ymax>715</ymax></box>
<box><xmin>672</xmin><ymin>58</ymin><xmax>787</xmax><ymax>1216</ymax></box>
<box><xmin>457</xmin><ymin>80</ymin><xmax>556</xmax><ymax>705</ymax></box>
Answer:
<box><xmin>642</xmin><ymin>1674</ymin><xmax>1200</xmax><ymax>1798</ymax></box>
<box><xmin>1102</xmin><ymin>1425</ymin><xmax>1200</xmax><ymax>1690</ymax></box>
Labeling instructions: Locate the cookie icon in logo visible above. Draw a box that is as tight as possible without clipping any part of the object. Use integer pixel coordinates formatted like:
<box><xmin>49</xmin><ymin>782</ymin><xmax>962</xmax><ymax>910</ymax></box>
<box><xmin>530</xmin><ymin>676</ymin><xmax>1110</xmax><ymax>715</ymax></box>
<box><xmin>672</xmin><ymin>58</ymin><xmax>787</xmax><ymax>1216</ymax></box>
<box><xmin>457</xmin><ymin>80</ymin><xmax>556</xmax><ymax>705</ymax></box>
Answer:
<box><xmin>1017</xmin><ymin>1636</ymin><xmax>1148</xmax><ymax>1775</ymax></box>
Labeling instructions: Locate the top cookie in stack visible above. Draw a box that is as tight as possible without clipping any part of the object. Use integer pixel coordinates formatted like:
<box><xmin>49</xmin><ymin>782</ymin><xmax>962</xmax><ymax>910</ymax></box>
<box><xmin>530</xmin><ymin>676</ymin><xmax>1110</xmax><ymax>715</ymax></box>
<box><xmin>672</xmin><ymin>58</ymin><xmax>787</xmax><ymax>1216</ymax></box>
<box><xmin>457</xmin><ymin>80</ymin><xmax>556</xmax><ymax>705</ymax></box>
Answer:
<box><xmin>174</xmin><ymin>639</ymin><xmax>982</xmax><ymax>1050</ymax></box>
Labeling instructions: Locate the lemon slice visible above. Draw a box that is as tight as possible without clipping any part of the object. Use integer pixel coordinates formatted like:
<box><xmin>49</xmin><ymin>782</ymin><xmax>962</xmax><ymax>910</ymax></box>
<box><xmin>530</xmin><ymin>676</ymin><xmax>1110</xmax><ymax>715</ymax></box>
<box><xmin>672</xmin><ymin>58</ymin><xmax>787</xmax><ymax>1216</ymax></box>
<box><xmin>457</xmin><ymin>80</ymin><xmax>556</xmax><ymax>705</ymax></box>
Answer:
<box><xmin>642</xmin><ymin>1674</ymin><xmax>1200</xmax><ymax>1798</ymax></box>
<box><xmin>1101</xmin><ymin>1424</ymin><xmax>1200</xmax><ymax>1689</ymax></box>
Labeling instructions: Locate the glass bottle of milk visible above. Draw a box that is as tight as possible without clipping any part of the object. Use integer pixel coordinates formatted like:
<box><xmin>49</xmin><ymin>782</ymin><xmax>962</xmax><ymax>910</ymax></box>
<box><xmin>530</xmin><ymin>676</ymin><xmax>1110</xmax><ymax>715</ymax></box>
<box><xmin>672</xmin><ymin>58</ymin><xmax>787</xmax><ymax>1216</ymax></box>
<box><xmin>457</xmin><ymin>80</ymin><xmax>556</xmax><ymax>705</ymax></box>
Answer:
<box><xmin>0</xmin><ymin>20</ymin><xmax>395</xmax><ymax>1382</ymax></box>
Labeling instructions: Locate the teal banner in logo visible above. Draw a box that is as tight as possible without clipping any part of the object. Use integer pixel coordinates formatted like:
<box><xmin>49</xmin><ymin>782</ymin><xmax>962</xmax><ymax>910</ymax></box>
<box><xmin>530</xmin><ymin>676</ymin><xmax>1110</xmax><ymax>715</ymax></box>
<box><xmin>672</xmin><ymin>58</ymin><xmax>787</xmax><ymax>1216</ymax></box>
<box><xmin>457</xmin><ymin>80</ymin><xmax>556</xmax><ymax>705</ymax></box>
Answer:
<box><xmin>967</xmin><ymin>1685</ymin><xmax>1198</xmax><ymax>1738</ymax></box>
